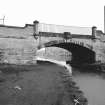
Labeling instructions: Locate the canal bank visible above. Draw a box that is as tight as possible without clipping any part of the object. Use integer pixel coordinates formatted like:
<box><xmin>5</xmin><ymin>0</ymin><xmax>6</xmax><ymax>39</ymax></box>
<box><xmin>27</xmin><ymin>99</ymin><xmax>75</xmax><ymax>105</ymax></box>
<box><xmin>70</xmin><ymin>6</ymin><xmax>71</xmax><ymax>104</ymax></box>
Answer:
<box><xmin>0</xmin><ymin>61</ymin><xmax>88</xmax><ymax>105</ymax></box>
<box><xmin>36</xmin><ymin>57</ymin><xmax>89</xmax><ymax>105</ymax></box>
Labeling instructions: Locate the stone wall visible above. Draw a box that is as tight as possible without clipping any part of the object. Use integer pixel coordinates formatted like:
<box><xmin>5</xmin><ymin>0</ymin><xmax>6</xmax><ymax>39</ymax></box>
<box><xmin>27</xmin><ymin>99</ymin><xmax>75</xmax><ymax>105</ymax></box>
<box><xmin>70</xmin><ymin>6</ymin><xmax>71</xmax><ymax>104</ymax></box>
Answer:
<box><xmin>0</xmin><ymin>24</ymin><xmax>69</xmax><ymax>64</ymax></box>
<box><xmin>93</xmin><ymin>39</ymin><xmax>105</xmax><ymax>63</ymax></box>
<box><xmin>0</xmin><ymin>25</ymin><xmax>33</xmax><ymax>38</ymax></box>
<box><xmin>36</xmin><ymin>47</ymin><xmax>72</xmax><ymax>61</ymax></box>
<box><xmin>0</xmin><ymin>25</ymin><xmax>38</xmax><ymax>64</ymax></box>
<box><xmin>0</xmin><ymin>37</ymin><xmax>37</xmax><ymax>64</ymax></box>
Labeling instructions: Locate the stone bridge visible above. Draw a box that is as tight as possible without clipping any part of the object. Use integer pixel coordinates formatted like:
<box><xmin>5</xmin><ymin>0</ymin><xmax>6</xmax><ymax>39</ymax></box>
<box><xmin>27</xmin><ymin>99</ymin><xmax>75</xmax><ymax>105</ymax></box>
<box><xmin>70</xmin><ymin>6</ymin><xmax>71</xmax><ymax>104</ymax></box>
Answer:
<box><xmin>43</xmin><ymin>40</ymin><xmax>95</xmax><ymax>64</ymax></box>
<box><xmin>33</xmin><ymin>21</ymin><xmax>105</xmax><ymax>64</ymax></box>
<box><xmin>0</xmin><ymin>20</ymin><xmax>105</xmax><ymax>65</ymax></box>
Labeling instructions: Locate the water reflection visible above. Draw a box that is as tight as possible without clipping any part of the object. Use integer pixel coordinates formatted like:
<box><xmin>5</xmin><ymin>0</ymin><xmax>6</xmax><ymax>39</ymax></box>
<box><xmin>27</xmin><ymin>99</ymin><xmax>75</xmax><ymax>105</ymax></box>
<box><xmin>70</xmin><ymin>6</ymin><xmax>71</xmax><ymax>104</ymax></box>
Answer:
<box><xmin>72</xmin><ymin>67</ymin><xmax>105</xmax><ymax>105</ymax></box>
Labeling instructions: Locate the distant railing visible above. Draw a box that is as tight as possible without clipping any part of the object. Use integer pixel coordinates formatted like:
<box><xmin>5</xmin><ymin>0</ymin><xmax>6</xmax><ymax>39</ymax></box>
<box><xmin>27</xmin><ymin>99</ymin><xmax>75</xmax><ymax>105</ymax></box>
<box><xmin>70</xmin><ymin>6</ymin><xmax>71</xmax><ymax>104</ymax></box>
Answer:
<box><xmin>38</xmin><ymin>23</ymin><xmax>92</xmax><ymax>35</ymax></box>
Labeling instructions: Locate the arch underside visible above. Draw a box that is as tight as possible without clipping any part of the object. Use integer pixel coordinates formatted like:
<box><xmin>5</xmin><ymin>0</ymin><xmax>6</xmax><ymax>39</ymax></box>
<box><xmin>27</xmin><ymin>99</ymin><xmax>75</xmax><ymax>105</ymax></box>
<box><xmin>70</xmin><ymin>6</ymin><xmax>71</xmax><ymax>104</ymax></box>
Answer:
<box><xmin>45</xmin><ymin>43</ymin><xmax>95</xmax><ymax>65</ymax></box>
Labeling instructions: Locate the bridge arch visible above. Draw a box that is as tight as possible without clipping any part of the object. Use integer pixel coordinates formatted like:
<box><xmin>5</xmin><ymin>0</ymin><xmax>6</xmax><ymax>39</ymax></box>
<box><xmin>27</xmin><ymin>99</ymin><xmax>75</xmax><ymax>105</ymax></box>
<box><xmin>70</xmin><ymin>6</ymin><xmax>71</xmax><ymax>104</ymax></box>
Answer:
<box><xmin>44</xmin><ymin>41</ymin><xmax>96</xmax><ymax>65</ymax></box>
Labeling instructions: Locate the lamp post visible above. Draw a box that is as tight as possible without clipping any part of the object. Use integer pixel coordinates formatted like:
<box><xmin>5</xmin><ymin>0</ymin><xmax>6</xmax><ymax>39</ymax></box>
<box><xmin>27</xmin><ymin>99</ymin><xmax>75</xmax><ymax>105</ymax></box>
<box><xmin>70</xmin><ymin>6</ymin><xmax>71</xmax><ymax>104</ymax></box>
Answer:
<box><xmin>0</xmin><ymin>16</ymin><xmax>5</xmax><ymax>25</ymax></box>
<box><xmin>104</xmin><ymin>6</ymin><xmax>105</xmax><ymax>33</ymax></box>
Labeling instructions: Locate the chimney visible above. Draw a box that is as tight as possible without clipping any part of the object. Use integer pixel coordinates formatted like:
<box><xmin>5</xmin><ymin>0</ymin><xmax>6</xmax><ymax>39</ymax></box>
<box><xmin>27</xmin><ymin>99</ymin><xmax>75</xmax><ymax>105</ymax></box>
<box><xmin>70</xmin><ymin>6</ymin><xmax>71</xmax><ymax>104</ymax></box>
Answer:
<box><xmin>104</xmin><ymin>6</ymin><xmax>105</xmax><ymax>33</ymax></box>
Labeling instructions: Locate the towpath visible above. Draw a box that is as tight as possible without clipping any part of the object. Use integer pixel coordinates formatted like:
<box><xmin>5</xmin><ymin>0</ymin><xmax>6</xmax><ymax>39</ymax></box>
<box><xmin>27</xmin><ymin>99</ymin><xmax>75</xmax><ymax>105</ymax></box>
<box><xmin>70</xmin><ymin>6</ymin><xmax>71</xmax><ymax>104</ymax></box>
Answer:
<box><xmin>0</xmin><ymin>63</ymin><xmax>87</xmax><ymax>105</ymax></box>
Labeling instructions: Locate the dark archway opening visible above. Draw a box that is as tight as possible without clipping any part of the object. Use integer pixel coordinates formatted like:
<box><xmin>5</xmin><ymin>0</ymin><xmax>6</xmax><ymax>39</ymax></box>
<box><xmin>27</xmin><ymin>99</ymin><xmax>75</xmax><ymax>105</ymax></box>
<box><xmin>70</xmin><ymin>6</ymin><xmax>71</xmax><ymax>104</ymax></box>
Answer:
<box><xmin>46</xmin><ymin>42</ymin><xmax>95</xmax><ymax>65</ymax></box>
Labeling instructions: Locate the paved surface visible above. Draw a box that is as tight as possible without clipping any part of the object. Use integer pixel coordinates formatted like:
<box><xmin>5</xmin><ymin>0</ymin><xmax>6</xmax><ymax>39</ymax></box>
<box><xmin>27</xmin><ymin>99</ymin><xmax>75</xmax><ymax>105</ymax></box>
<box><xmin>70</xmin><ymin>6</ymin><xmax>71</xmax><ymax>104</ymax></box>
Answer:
<box><xmin>0</xmin><ymin>63</ymin><xmax>88</xmax><ymax>105</ymax></box>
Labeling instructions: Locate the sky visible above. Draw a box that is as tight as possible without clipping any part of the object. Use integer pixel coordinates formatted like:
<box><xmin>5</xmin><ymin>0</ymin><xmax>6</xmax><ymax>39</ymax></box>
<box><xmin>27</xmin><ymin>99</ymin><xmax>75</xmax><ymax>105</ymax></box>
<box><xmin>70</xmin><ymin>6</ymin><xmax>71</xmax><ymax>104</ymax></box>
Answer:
<box><xmin>0</xmin><ymin>0</ymin><xmax>105</xmax><ymax>32</ymax></box>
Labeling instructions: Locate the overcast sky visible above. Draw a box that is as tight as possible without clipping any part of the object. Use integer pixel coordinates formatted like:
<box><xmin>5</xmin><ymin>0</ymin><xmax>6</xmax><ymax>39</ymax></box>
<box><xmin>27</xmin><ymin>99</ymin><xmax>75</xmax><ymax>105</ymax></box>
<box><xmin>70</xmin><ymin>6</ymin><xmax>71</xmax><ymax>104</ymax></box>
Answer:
<box><xmin>0</xmin><ymin>0</ymin><xmax>105</xmax><ymax>31</ymax></box>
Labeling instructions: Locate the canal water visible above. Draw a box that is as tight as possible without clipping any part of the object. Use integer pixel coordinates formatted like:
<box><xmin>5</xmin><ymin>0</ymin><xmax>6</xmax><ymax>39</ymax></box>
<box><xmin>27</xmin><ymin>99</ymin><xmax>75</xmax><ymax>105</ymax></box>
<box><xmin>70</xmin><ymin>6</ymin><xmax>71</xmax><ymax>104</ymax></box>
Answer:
<box><xmin>72</xmin><ymin>67</ymin><xmax>105</xmax><ymax>105</ymax></box>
